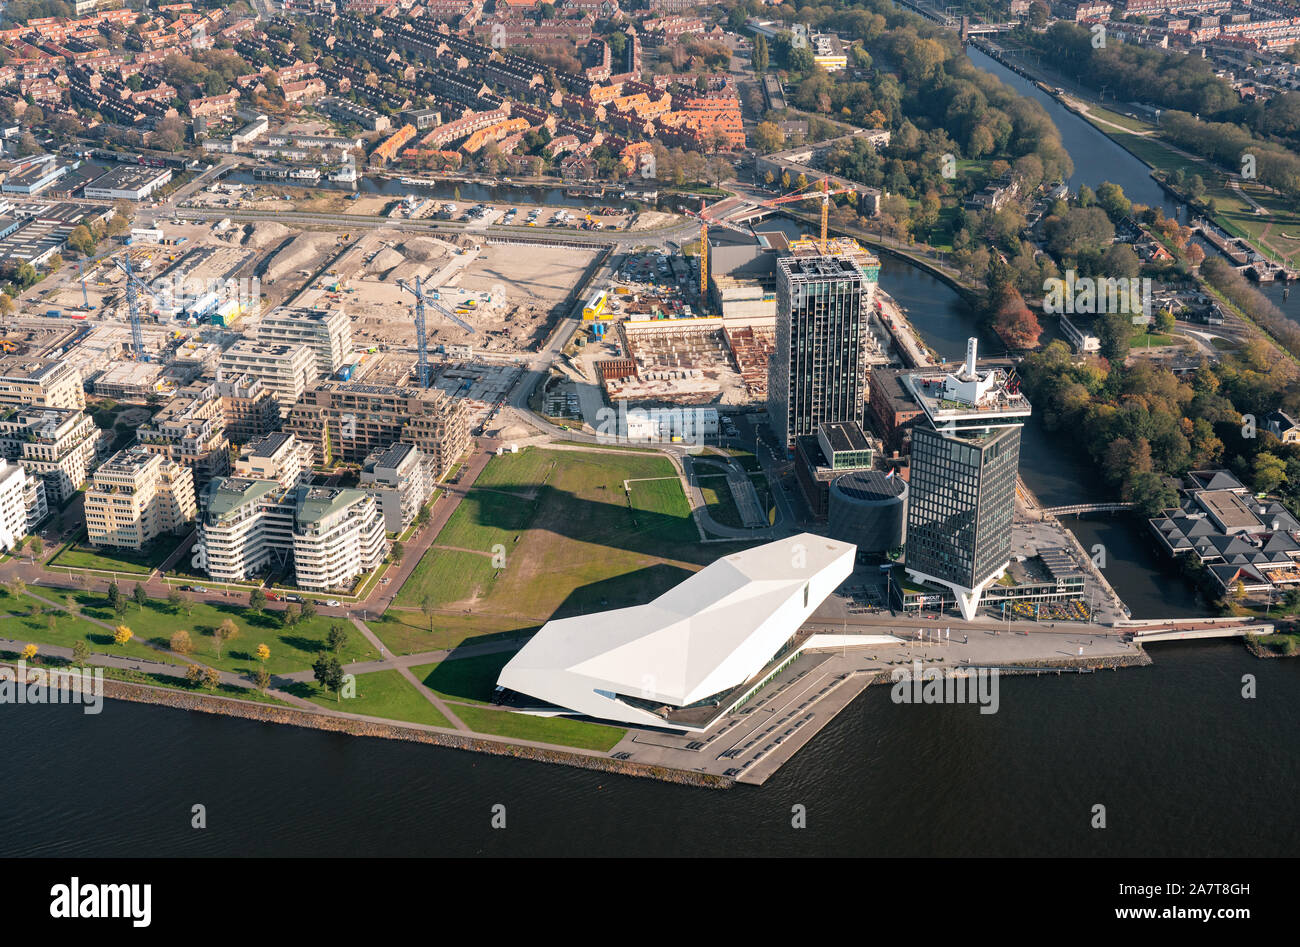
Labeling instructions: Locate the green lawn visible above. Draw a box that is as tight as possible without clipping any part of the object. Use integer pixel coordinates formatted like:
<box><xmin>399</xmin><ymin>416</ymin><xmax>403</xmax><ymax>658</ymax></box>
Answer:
<box><xmin>97</xmin><ymin>665</ymin><xmax>288</xmax><ymax>705</ymax></box>
<box><xmin>33</xmin><ymin>587</ymin><xmax>376</xmax><ymax>676</ymax></box>
<box><xmin>393</xmin><ymin>548</ymin><xmax>502</xmax><ymax>608</ymax></box>
<box><xmin>412</xmin><ymin>651</ymin><xmax>514</xmax><ymax>705</ymax></box>
<box><xmin>452</xmin><ymin>703</ymin><xmax>626</xmax><ymax>752</ymax></box>
<box><xmin>627</xmin><ymin>476</ymin><xmax>696</xmax><ymax>544</ymax></box>
<box><xmin>472</xmin><ymin>447</ymin><xmax>557</xmax><ymax>494</ymax></box>
<box><xmin>696</xmin><ymin>474</ymin><xmax>744</xmax><ymax>528</ymax></box>
<box><xmin>1129</xmin><ymin>327</ymin><xmax>1182</xmax><ymax>347</ymax></box>
<box><xmin>436</xmin><ymin>488</ymin><xmax>539</xmax><ymax>552</ymax></box>
<box><xmin>302</xmin><ymin>669</ymin><xmax>452</xmax><ymax>727</ymax></box>
<box><xmin>387</xmin><ymin>446</ymin><xmax>748</xmax><ymax>644</ymax></box>
<box><xmin>366</xmin><ymin>609</ymin><xmax>535</xmax><ymax>656</ymax></box>
<box><xmin>49</xmin><ymin>537</ymin><xmax>177</xmax><ymax>574</ymax></box>
<box><xmin>0</xmin><ymin>591</ymin><xmax>181</xmax><ymax>665</ymax></box>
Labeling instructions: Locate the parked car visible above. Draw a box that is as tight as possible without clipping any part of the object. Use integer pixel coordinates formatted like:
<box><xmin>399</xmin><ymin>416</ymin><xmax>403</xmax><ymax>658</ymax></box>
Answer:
<box><xmin>326</xmin><ymin>600</ymin><xmax>341</xmax><ymax>607</ymax></box>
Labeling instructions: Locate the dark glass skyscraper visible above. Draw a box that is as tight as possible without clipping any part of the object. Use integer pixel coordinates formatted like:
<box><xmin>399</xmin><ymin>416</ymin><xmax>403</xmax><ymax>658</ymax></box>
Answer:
<box><xmin>769</xmin><ymin>242</ymin><xmax>879</xmax><ymax>449</ymax></box>
<box><xmin>902</xmin><ymin>338</ymin><xmax>1030</xmax><ymax>620</ymax></box>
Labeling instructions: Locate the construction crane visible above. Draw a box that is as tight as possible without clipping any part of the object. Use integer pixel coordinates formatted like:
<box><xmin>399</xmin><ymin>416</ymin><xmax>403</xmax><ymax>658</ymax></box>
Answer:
<box><xmin>683</xmin><ymin>199</ymin><xmax>757</xmax><ymax>312</ymax></box>
<box><xmin>758</xmin><ymin>177</ymin><xmax>854</xmax><ymax>252</ymax></box>
<box><xmin>112</xmin><ymin>255</ymin><xmax>160</xmax><ymax>360</ymax></box>
<box><xmin>397</xmin><ymin>276</ymin><xmax>476</xmax><ymax>389</ymax></box>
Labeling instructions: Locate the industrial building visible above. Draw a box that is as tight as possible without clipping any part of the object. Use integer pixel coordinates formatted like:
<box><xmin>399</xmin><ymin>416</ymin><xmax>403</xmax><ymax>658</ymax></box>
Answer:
<box><xmin>902</xmin><ymin>338</ymin><xmax>1031</xmax><ymax>620</ymax></box>
<box><xmin>768</xmin><ymin>242</ymin><xmax>879</xmax><ymax>449</ymax></box>
<box><xmin>83</xmin><ymin>165</ymin><xmax>173</xmax><ymax>201</ymax></box>
<box><xmin>84</xmin><ymin>447</ymin><xmax>198</xmax><ymax>551</ymax></box>
<box><xmin>286</xmin><ymin>382</ymin><xmax>470</xmax><ymax>476</ymax></box>
<box><xmin>498</xmin><ymin>534</ymin><xmax>857</xmax><ymax>731</ymax></box>
<box><xmin>192</xmin><ymin>477</ymin><xmax>388</xmax><ymax>591</ymax></box>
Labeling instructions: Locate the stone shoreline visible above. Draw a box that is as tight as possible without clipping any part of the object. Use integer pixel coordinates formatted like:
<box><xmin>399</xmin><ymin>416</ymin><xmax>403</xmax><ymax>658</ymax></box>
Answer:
<box><xmin>95</xmin><ymin>678</ymin><xmax>736</xmax><ymax>789</ymax></box>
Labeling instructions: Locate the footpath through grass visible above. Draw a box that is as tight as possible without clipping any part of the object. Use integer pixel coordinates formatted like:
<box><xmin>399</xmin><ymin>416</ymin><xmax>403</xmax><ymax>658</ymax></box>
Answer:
<box><xmin>382</xmin><ymin>447</ymin><xmax>734</xmax><ymax>646</ymax></box>
<box><xmin>300</xmin><ymin>669</ymin><xmax>452</xmax><ymax>727</ymax></box>
<box><xmin>33</xmin><ymin>586</ymin><xmax>375</xmax><ymax>676</ymax></box>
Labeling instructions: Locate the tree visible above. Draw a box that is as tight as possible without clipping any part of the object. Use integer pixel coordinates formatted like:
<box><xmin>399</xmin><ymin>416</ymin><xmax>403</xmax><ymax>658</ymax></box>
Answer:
<box><xmin>113</xmin><ymin>596</ymin><xmax>130</xmax><ymax>619</ymax></box>
<box><xmin>300</xmin><ymin>598</ymin><xmax>317</xmax><ymax>621</ymax></box>
<box><xmin>20</xmin><ymin>643</ymin><xmax>37</xmax><ymax>662</ymax></box>
<box><xmin>421</xmin><ymin>595</ymin><xmax>436</xmax><ymax>633</ymax></box>
<box><xmin>29</xmin><ymin>534</ymin><xmax>43</xmax><ymax>558</ymax></box>
<box><xmin>132</xmin><ymin>583</ymin><xmax>148</xmax><ymax>608</ymax></box>
<box><xmin>753</xmin><ymin>121</ymin><xmax>785</xmax><ymax>154</ymax></box>
<box><xmin>752</xmin><ymin>34</ymin><xmax>769</xmax><ymax>73</ymax></box>
<box><xmin>66</xmin><ymin>225</ymin><xmax>95</xmax><ymax>257</ymax></box>
<box><xmin>71</xmin><ymin>640</ymin><xmax>90</xmax><ymax>665</ymax></box>
<box><xmin>170</xmin><ymin>630</ymin><xmax>193</xmax><ymax>655</ymax></box>
<box><xmin>254</xmin><ymin>668</ymin><xmax>272</xmax><ymax>693</ymax></box>
<box><xmin>185</xmin><ymin>664</ymin><xmax>205</xmax><ymax>687</ymax></box>
<box><xmin>107</xmin><ymin>579</ymin><xmax>122</xmax><ymax>610</ymax></box>
<box><xmin>312</xmin><ymin>654</ymin><xmax>346</xmax><ymax>702</ymax></box>
<box><xmin>167</xmin><ymin>588</ymin><xmax>182</xmax><ymax>611</ymax></box>
<box><xmin>390</xmin><ymin>541</ymin><xmax>405</xmax><ymax>565</ymax></box>
<box><xmin>248</xmin><ymin>586</ymin><xmax>266</xmax><ymax>614</ymax></box>
<box><xmin>991</xmin><ymin>286</ymin><xmax>1043</xmax><ymax>350</ymax></box>
<box><xmin>1154</xmin><ymin>308</ymin><xmax>1177</xmax><ymax>334</ymax></box>
<box><xmin>255</xmin><ymin>643</ymin><xmax>270</xmax><ymax>664</ymax></box>
<box><xmin>1253</xmin><ymin>452</ymin><xmax>1287</xmax><ymax>493</ymax></box>
<box><xmin>202</xmin><ymin>667</ymin><xmax>221</xmax><ymax>691</ymax></box>
<box><xmin>179</xmin><ymin>592</ymin><xmax>193</xmax><ymax>617</ymax></box>
<box><xmin>213</xmin><ymin>618</ymin><xmax>239</xmax><ymax>658</ymax></box>
<box><xmin>114</xmin><ymin>626</ymin><xmax>133</xmax><ymax>646</ymax></box>
<box><xmin>325</xmin><ymin>623</ymin><xmax>347</xmax><ymax>655</ymax></box>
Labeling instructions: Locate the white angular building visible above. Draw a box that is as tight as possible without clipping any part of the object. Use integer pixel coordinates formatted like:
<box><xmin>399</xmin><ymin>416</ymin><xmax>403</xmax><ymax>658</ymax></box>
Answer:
<box><xmin>497</xmin><ymin>533</ymin><xmax>856</xmax><ymax>731</ymax></box>
<box><xmin>84</xmin><ymin>447</ymin><xmax>197</xmax><ymax>551</ymax></box>
<box><xmin>256</xmin><ymin>307</ymin><xmax>354</xmax><ymax>377</ymax></box>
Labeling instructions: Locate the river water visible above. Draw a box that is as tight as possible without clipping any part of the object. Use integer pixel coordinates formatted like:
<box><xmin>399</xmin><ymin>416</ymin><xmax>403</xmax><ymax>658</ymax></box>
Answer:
<box><xmin>0</xmin><ymin>42</ymin><xmax>1290</xmax><ymax>858</ymax></box>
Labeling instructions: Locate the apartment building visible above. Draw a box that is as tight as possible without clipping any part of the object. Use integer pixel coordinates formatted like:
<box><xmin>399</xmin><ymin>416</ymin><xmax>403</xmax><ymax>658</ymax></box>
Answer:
<box><xmin>360</xmin><ymin>441</ymin><xmax>438</xmax><ymax>533</ymax></box>
<box><xmin>0</xmin><ymin>356</ymin><xmax>85</xmax><ymax>411</ymax></box>
<box><xmin>136</xmin><ymin>381</ymin><xmax>232</xmax><ymax>486</ymax></box>
<box><xmin>214</xmin><ymin>373</ymin><xmax>282</xmax><ymax>446</ymax></box>
<box><xmin>286</xmin><ymin>382</ymin><xmax>470</xmax><ymax>475</ymax></box>
<box><xmin>293</xmin><ymin>487</ymin><xmax>388</xmax><ymax>591</ymax></box>
<box><xmin>193</xmin><ymin>478</ymin><xmax>387</xmax><ymax>591</ymax></box>
<box><xmin>233</xmin><ymin>431</ymin><xmax>311</xmax><ymax>489</ymax></box>
<box><xmin>217</xmin><ymin>341</ymin><xmax>319</xmax><ymax>415</ymax></box>
<box><xmin>84</xmin><ymin>446</ymin><xmax>197</xmax><ymax>551</ymax></box>
<box><xmin>255</xmin><ymin>307</ymin><xmax>355</xmax><ymax>377</ymax></box>
<box><xmin>0</xmin><ymin>458</ymin><xmax>45</xmax><ymax>549</ymax></box>
<box><xmin>0</xmin><ymin>407</ymin><xmax>101</xmax><ymax>505</ymax></box>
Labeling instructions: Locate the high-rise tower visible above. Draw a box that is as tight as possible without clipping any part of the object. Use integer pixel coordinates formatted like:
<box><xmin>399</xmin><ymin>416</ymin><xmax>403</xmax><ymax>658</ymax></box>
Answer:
<box><xmin>768</xmin><ymin>240</ymin><xmax>879</xmax><ymax>450</ymax></box>
<box><xmin>902</xmin><ymin>338</ymin><xmax>1030</xmax><ymax>620</ymax></box>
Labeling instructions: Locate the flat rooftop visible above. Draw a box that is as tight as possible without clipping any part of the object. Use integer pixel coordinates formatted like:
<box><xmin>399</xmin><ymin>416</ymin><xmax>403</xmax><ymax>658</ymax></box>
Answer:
<box><xmin>1196</xmin><ymin>488</ymin><xmax>1262</xmax><ymax>531</ymax></box>
<box><xmin>820</xmin><ymin>420</ymin><xmax>872</xmax><ymax>453</ymax></box>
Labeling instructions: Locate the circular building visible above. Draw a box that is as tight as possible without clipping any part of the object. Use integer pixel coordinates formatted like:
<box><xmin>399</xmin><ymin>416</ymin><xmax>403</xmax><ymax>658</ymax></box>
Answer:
<box><xmin>828</xmin><ymin>470</ymin><xmax>907</xmax><ymax>555</ymax></box>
